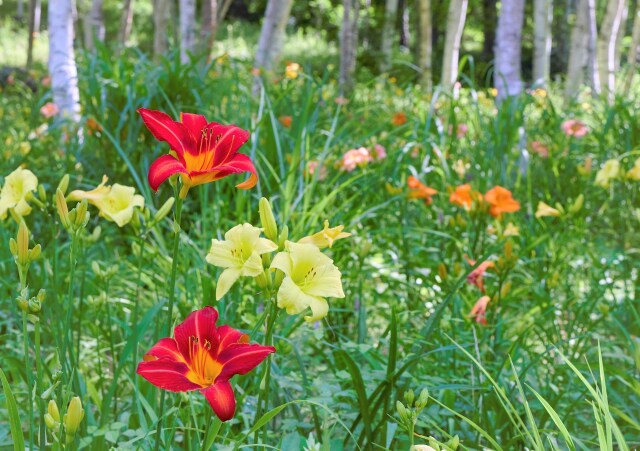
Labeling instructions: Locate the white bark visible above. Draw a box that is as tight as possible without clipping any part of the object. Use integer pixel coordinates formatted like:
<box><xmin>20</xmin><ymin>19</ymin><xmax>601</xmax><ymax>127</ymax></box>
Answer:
<box><xmin>153</xmin><ymin>0</ymin><xmax>170</xmax><ymax>61</ymax></box>
<box><xmin>17</xmin><ymin>0</ymin><xmax>24</xmax><ymax>21</ymax></box>
<box><xmin>494</xmin><ymin>0</ymin><xmax>525</xmax><ymax>100</ymax></box>
<box><xmin>533</xmin><ymin>0</ymin><xmax>552</xmax><ymax>86</ymax></box>
<box><xmin>586</xmin><ymin>0</ymin><xmax>599</xmax><ymax>91</ymax></box>
<box><xmin>27</xmin><ymin>0</ymin><xmax>37</xmax><ymax>69</ymax></box>
<box><xmin>48</xmin><ymin>0</ymin><xmax>81</xmax><ymax>123</ymax></box>
<box><xmin>380</xmin><ymin>0</ymin><xmax>399</xmax><ymax>72</ymax></box>
<box><xmin>84</xmin><ymin>0</ymin><xmax>104</xmax><ymax>51</ymax></box>
<box><xmin>624</xmin><ymin>2</ymin><xmax>640</xmax><ymax>91</ymax></box>
<box><xmin>565</xmin><ymin>0</ymin><xmax>590</xmax><ymax>99</ymax></box>
<box><xmin>118</xmin><ymin>0</ymin><xmax>135</xmax><ymax>46</ymax></box>
<box><xmin>255</xmin><ymin>0</ymin><xmax>295</xmax><ymax>70</ymax></box>
<box><xmin>33</xmin><ymin>0</ymin><xmax>41</xmax><ymax>32</ymax></box>
<box><xmin>339</xmin><ymin>0</ymin><xmax>359</xmax><ymax>94</ymax></box>
<box><xmin>417</xmin><ymin>0</ymin><xmax>432</xmax><ymax>91</ymax></box>
<box><xmin>179</xmin><ymin>0</ymin><xmax>197</xmax><ymax>63</ymax></box>
<box><xmin>200</xmin><ymin>0</ymin><xmax>218</xmax><ymax>58</ymax></box>
<box><xmin>596</xmin><ymin>0</ymin><xmax>626</xmax><ymax>99</ymax></box>
<box><xmin>441</xmin><ymin>0</ymin><xmax>468</xmax><ymax>88</ymax></box>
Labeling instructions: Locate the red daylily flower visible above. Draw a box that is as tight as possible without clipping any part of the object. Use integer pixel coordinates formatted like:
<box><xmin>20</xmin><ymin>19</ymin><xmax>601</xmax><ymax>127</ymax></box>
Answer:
<box><xmin>138</xmin><ymin>108</ymin><xmax>257</xmax><ymax>195</ymax></box>
<box><xmin>469</xmin><ymin>295</ymin><xmax>491</xmax><ymax>325</ymax></box>
<box><xmin>465</xmin><ymin>256</ymin><xmax>494</xmax><ymax>293</ymax></box>
<box><xmin>137</xmin><ymin>307</ymin><xmax>275</xmax><ymax>421</ymax></box>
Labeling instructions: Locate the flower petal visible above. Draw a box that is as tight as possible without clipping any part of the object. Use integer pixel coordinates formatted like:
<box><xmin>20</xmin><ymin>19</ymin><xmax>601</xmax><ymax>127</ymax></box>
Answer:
<box><xmin>180</xmin><ymin>112</ymin><xmax>208</xmax><ymax>138</ymax></box>
<box><xmin>138</xmin><ymin>108</ymin><xmax>193</xmax><ymax>160</ymax></box>
<box><xmin>148</xmin><ymin>155</ymin><xmax>188</xmax><ymax>191</ymax></box>
<box><xmin>201</xmin><ymin>124</ymin><xmax>250</xmax><ymax>166</ymax></box>
<box><xmin>137</xmin><ymin>359</ymin><xmax>201</xmax><ymax>392</ymax></box>
<box><xmin>270</xmin><ymin>251</ymin><xmax>292</xmax><ymax>276</ymax></box>
<box><xmin>215</xmin><ymin>267</ymin><xmax>241</xmax><ymax>300</ymax></box>
<box><xmin>216</xmin><ymin>325</ymin><xmax>248</xmax><ymax>353</ymax></box>
<box><xmin>188</xmin><ymin>153</ymin><xmax>258</xmax><ymax>189</ymax></box>
<box><xmin>217</xmin><ymin>343</ymin><xmax>275</xmax><ymax>381</ymax></box>
<box><xmin>142</xmin><ymin>337</ymin><xmax>184</xmax><ymax>362</ymax></box>
<box><xmin>173</xmin><ymin>307</ymin><xmax>219</xmax><ymax>362</ymax></box>
<box><xmin>277</xmin><ymin>276</ymin><xmax>327</xmax><ymax>319</ymax></box>
<box><xmin>201</xmin><ymin>380</ymin><xmax>236</xmax><ymax>422</ymax></box>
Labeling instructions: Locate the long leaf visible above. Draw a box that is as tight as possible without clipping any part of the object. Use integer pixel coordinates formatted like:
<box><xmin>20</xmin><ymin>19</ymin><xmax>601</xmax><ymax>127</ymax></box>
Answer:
<box><xmin>0</xmin><ymin>368</ymin><xmax>25</xmax><ymax>451</ymax></box>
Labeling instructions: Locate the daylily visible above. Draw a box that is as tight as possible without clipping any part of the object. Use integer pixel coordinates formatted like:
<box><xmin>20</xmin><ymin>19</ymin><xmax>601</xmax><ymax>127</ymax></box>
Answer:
<box><xmin>392</xmin><ymin>112</ymin><xmax>407</xmax><ymax>126</ymax></box>
<box><xmin>137</xmin><ymin>307</ymin><xmax>275</xmax><ymax>421</ymax></box>
<box><xmin>68</xmin><ymin>176</ymin><xmax>144</xmax><ymax>227</ymax></box>
<box><xmin>484</xmin><ymin>186</ymin><xmax>520</xmax><ymax>218</ymax></box>
<box><xmin>561</xmin><ymin>119</ymin><xmax>588</xmax><ymax>138</ymax></box>
<box><xmin>408</xmin><ymin>176</ymin><xmax>438</xmax><ymax>205</ymax></box>
<box><xmin>530</xmin><ymin>141</ymin><xmax>549</xmax><ymax>158</ymax></box>
<box><xmin>465</xmin><ymin>257</ymin><xmax>494</xmax><ymax>293</ymax></box>
<box><xmin>535</xmin><ymin>201</ymin><xmax>561</xmax><ymax>218</ymax></box>
<box><xmin>299</xmin><ymin>220</ymin><xmax>351</xmax><ymax>249</ymax></box>
<box><xmin>503</xmin><ymin>222</ymin><xmax>520</xmax><ymax>237</ymax></box>
<box><xmin>40</xmin><ymin>102</ymin><xmax>59</xmax><ymax>118</ymax></box>
<box><xmin>307</xmin><ymin>160</ymin><xmax>328</xmax><ymax>181</ymax></box>
<box><xmin>279</xmin><ymin>116</ymin><xmax>292</xmax><ymax>128</ymax></box>
<box><xmin>594</xmin><ymin>159</ymin><xmax>620</xmax><ymax>188</ymax></box>
<box><xmin>138</xmin><ymin>108</ymin><xmax>256</xmax><ymax>197</ymax></box>
<box><xmin>271</xmin><ymin>241</ymin><xmax>344</xmax><ymax>322</ymax></box>
<box><xmin>372</xmin><ymin>144</ymin><xmax>387</xmax><ymax>161</ymax></box>
<box><xmin>449</xmin><ymin>184</ymin><xmax>480</xmax><ymax>210</ymax></box>
<box><xmin>285</xmin><ymin>62</ymin><xmax>301</xmax><ymax>79</ymax></box>
<box><xmin>0</xmin><ymin>167</ymin><xmax>38</xmax><ymax>220</ymax></box>
<box><xmin>452</xmin><ymin>159</ymin><xmax>469</xmax><ymax>179</ymax></box>
<box><xmin>340</xmin><ymin>147</ymin><xmax>372</xmax><ymax>172</ymax></box>
<box><xmin>469</xmin><ymin>295</ymin><xmax>491</xmax><ymax>325</ymax></box>
<box><xmin>627</xmin><ymin>158</ymin><xmax>640</xmax><ymax>181</ymax></box>
<box><xmin>206</xmin><ymin>224</ymin><xmax>278</xmax><ymax>300</ymax></box>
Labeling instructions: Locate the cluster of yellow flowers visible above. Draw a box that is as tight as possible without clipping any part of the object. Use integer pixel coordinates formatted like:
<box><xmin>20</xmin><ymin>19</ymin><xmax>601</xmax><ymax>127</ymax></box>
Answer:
<box><xmin>205</xmin><ymin>198</ymin><xmax>350</xmax><ymax>322</ymax></box>
<box><xmin>595</xmin><ymin>157</ymin><xmax>640</xmax><ymax>188</ymax></box>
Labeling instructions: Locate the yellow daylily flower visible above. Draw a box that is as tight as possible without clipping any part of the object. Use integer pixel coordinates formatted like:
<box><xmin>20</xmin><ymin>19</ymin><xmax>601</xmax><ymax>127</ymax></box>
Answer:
<box><xmin>0</xmin><ymin>167</ymin><xmax>38</xmax><ymax>220</ymax></box>
<box><xmin>69</xmin><ymin>177</ymin><xmax>144</xmax><ymax>227</ymax></box>
<box><xmin>503</xmin><ymin>222</ymin><xmax>520</xmax><ymax>237</ymax></box>
<box><xmin>206</xmin><ymin>223</ymin><xmax>278</xmax><ymax>300</ymax></box>
<box><xmin>595</xmin><ymin>159</ymin><xmax>620</xmax><ymax>188</ymax></box>
<box><xmin>535</xmin><ymin>201</ymin><xmax>561</xmax><ymax>218</ymax></box>
<box><xmin>271</xmin><ymin>241</ymin><xmax>344</xmax><ymax>322</ymax></box>
<box><xmin>627</xmin><ymin>158</ymin><xmax>640</xmax><ymax>181</ymax></box>
<box><xmin>298</xmin><ymin>220</ymin><xmax>351</xmax><ymax>249</ymax></box>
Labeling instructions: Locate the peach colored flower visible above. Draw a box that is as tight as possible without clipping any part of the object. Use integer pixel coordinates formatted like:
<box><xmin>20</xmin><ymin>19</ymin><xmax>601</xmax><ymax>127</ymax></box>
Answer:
<box><xmin>86</xmin><ymin>117</ymin><xmax>102</xmax><ymax>135</ymax></box>
<box><xmin>408</xmin><ymin>176</ymin><xmax>438</xmax><ymax>205</ymax></box>
<box><xmin>340</xmin><ymin>147</ymin><xmax>372</xmax><ymax>172</ymax></box>
<box><xmin>450</xmin><ymin>184</ymin><xmax>481</xmax><ymax>210</ymax></box>
<box><xmin>279</xmin><ymin>116</ymin><xmax>292</xmax><ymax>128</ymax></box>
<box><xmin>465</xmin><ymin>257</ymin><xmax>494</xmax><ymax>293</ymax></box>
<box><xmin>251</xmin><ymin>67</ymin><xmax>261</xmax><ymax>76</ymax></box>
<box><xmin>41</xmin><ymin>75</ymin><xmax>51</xmax><ymax>87</ymax></box>
<box><xmin>469</xmin><ymin>295</ymin><xmax>491</xmax><ymax>325</ymax></box>
<box><xmin>530</xmin><ymin>141</ymin><xmax>548</xmax><ymax>158</ymax></box>
<box><xmin>561</xmin><ymin>119</ymin><xmax>588</xmax><ymax>138</ymax></box>
<box><xmin>307</xmin><ymin>160</ymin><xmax>327</xmax><ymax>180</ymax></box>
<box><xmin>484</xmin><ymin>186</ymin><xmax>520</xmax><ymax>218</ymax></box>
<box><xmin>40</xmin><ymin>102</ymin><xmax>59</xmax><ymax>118</ymax></box>
<box><xmin>372</xmin><ymin>144</ymin><xmax>386</xmax><ymax>161</ymax></box>
<box><xmin>334</xmin><ymin>97</ymin><xmax>349</xmax><ymax>105</ymax></box>
<box><xmin>392</xmin><ymin>112</ymin><xmax>407</xmax><ymax>126</ymax></box>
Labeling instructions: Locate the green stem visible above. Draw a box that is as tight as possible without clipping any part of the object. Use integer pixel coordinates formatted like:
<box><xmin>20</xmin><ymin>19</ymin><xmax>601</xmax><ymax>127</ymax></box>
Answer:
<box><xmin>22</xmin><ymin>310</ymin><xmax>34</xmax><ymax>451</ymax></box>
<box><xmin>62</xmin><ymin>234</ymin><xmax>78</xmax><ymax>378</ymax></box>
<box><xmin>35</xmin><ymin>321</ymin><xmax>45</xmax><ymax>448</ymax></box>
<box><xmin>154</xmin><ymin>195</ymin><xmax>184</xmax><ymax>451</ymax></box>
<box><xmin>130</xmin><ymin>236</ymin><xmax>146</xmax><ymax>426</ymax></box>
<box><xmin>253</xmin><ymin>300</ymin><xmax>279</xmax><ymax>443</ymax></box>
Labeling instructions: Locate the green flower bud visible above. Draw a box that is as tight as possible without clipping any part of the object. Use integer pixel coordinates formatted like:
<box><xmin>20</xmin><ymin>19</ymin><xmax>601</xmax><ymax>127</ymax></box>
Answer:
<box><xmin>152</xmin><ymin>197</ymin><xmax>175</xmax><ymax>225</ymax></box>
<box><xmin>259</xmin><ymin>198</ymin><xmax>278</xmax><ymax>242</ymax></box>
<box><xmin>64</xmin><ymin>396</ymin><xmax>84</xmax><ymax>441</ymax></box>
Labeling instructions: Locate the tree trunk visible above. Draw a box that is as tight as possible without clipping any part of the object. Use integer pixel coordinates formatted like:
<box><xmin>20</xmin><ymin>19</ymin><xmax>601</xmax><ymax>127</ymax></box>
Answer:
<box><xmin>533</xmin><ymin>0</ymin><xmax>553</xmax><ymax>86</ymax></box>
<box><xmin>153</xmin><ymin>0</ymin><xmax>170</xmax><ymax>61</ymax></box>
<box><xmin>400</xmin><ymin>1</ymin><xmax>410</xmax><ymax>48</ymax></box>
<box><xmin>380</xmin><ymin>0</ymin><xmax>399</xmax><ymax>72</ymax></box>
<box><xmin>179</xmin><ymin>0</ymin><xmax>197</xmax><ymax>63</ymax></box>
<box><xmin>33</xmin><ymin>0</ymin><xmax>41</xmax><ymax>32</ymax></box>
<box><xmin>255</xmin><ymin>0</ymin><xmax>294</xmax><ymax>70</ymax></box>
<box><xmin>217</xmin><ymin>0</ymin><xmax>233</xmax><ymax>22</ymax></box>
<box><xmin>118</xmin><ymin>0</ymin><xmax>135</xmax><ymax>46</ymax></box>
<box><xmin>200</xmin><ymin>0</ymin><xmax>218</xmax><ymax>59</ymax></box>
<box><xmin>26</xmin><ymin>0</ymin><xmax>37</xmax><ymax>70</ymax></box>
<box><xmin>441</xmin><ymin>0</ymin><xmax>468</xmax><ymax>88</ymax></box>
<box><xmin>48</xmin><ymin>0</ymin><xmax>81</xmax><ymax>123</ymax></box>
<box><xmin>339</xmin><ymin>0</ymin><xmax>359</xmax><ymax>95</ymax></box>
<box><xmin>597</xmin><ymin>0</ymin><xmax>626</xmax><ymax>99</ymax></box>
<box><xmin>17</xmin><ymin>0</ymin><xmax>24</xmax><ymax>22</ymax></box>
<box><xmin>614</xmin><ymin>2</ymin><xmax>628</xmax><ymax>72</ymax></box>
<box><xmin>417</xmin><ymin>0</ymin><xmax>432</xmax><ymax>90</ymax></box>
<box><xmin>84</xmin><ymin>0</ymin><xmax>105</xmax><ymax>51</ymax></box>
<box><xmin>481</xmin><ymin>0</ymin><xmax>496</xmax><ymax>63</ymax></box>
<box><xmin>494</xmin><ymin>0</ymin><xmax>525</xmax><ymax>100</ymax></box>
<box><xmin>624</xmin><ymin>2</ymin><xmax>640</xmax><ymax>91</ymax></box>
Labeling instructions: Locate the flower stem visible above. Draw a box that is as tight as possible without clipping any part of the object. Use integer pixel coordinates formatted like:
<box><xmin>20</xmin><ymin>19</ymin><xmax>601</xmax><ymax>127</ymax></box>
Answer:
<box><xmin>62</xmin><ymin>234</ymin><xmax>78</xmax><ymax>379</ymax></box>
<box><xmin>22</xmin><ymin>310</ymin><xmax>34</xmax><ymax>451</ymax></box>
<box><xmin>253</xmin><ymin>299</ymin><xmax>278</xmax><ymax>443</ymax></box>
<box><xmin>130</xmin><ymin>236</ymin><xmax>146</xmax><ymax>422</ymax></box>
<box><xmin>35</xmin><ymin>321</ymin><xmax>45</xmax><ymax>448</ymax></box>
<box><xmin>154</xmin><ymin>194</ymin><xmax>183</xmax><ymax>451</ymax></box>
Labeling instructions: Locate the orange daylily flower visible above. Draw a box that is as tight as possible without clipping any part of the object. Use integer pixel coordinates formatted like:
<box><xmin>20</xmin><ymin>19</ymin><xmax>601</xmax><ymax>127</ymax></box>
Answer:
<box><xmin>408</xmin><ymin>176</ymin><xmax>438</xmax><ymax>205</ymax></box>
<box><xmin>449</xmin><ymin>184</ymin><xmax>481</xmax><ymax>210</ymax></box>
<box><xmin>484</xmin><ymin>186</ymin><xmax>520</xmax><ymax>218</ymax></box>
<box><xmin>392</xmin><ymin>112</ymin><xmax>407</xmax><ymax>126</ymax></box>
<box><xmin>279</xmin><ymin>116</ymin><xmax>292</xmax><ymax>128</ymax></box>
<box><xmin>469</xmin><ymin>295</ymin><xmax>491</xmax><ymax>325</ymax></box>
<box><xmin>465</xmin><ymin>256</ymin><xmax>494</xmax><ymax>292</ymax></box>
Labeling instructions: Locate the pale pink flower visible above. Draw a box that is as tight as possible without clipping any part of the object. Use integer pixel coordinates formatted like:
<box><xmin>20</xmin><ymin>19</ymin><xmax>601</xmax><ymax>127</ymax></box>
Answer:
<box><xmin>340</xmin><ymin>147</ymin><xmax>372</xmax><ymax>172</ymax></box>
<box><xmin>456</xmin><ymin>123</ymin><xmax>468</xmax><ymax>138</ymax></box>
<box><xmin>530</xmin><ymin>141</ymin><xmax>549</xmax><ymax>158</ymax></box>
<box><xmin>372</xmin><ymin>144</ymin><xmax>387</xmax><ymax>161</ymax></box>
<box><xmin>307</xmin><ymin>160</ymin><xmax>327</xmax><ymax>181</ymax></box>
<box><xmin>561</xmin><ymin>119</ymin><xmax>588</xmax><ymax>138</ymax></box>
<box><xmin>40</xmin><ymin>102</ymin><xmax>59</xmax><ymax>118</ymax></box>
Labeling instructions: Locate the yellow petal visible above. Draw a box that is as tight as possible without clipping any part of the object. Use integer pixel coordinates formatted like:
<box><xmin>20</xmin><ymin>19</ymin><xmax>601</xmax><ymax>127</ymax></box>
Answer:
<box><xmin>277</xmin><ymin>276</ymin><xmax>328</xmax><ymax>321</ymax></box>
<box><xmin>206</xmin><ymin>240</ymin><xmax>238</xmax><ymax>269</ymax></box>
<box><xmin>216</xmin><ymin>267</ymin><xmax>242</xmax><ymax>300</ymax></box>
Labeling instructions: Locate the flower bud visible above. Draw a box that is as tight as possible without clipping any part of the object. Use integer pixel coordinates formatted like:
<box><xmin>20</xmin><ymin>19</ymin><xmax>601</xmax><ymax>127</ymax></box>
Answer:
<box><xmin>57</xmin><ymin>174</ymin><xmax>70</xmax><ymax>195</ymax></box>
<box><xmin>569</xmin><ymin>194</ymin><xmax>584</xmax><ymax>214</ymax></box>
<box><xmin>48</xmin><ymin>399</ymin><xmax>60</xmax><ymax>422</ymax></box>
<box><xmin>437</xmin><ymin>263</ymin><xmax>447</xmax><ymax>281</ymax></box>
<box><xmin>278</xmin><ymin>225</ymin><xmax>288</xmax><ymax>250</ymax></box>
<box><xmin>28</xmin><ymin>298</ymin><xmax>41</xmax><ymax>313</ymax></box>
<box><xmin>44</xmin><ymin>399</ymin><xmax>61</xmax><ymax>432</ymax></box>
<box><xmin>63</xmin><ymin>396</ymin><xmax>84</xmax><ymax>440</ymax></box>
<box><xmin>404</xmin><ymin>389</ymin><xmax>415</xmax><ymax>406</ymax></box>
<box><xmin>38</xmin><ymin>185</ymin><xmax>47</xmax><ymax>203</ymax></box>
<box><xmin>259</xmin><ymin>198</ymin><xmax>278</xmax><ymax>242</ymax></box>
<box><xmin>17</xmin><ymin>221</ymin><xmax>30</xmax><ymax>267</ymax></box>
<box><xmin>152</xmin><ymin>196</ymin><xmax>175</xmax><ymax>225</ymax></box>
<box><xmin>29</xmin><ymin>244</ymin><xmax>41</xmax><ymax>262</ymax></box>
<box><xmin>9</xmin><ymin>238</ymin><xmax>17</xmax><ymax>256</ymax></box>
<box><xmin>416</xmin><ymin>388</ymin><xmax>429</xmax><ymax>409</ymax></box>
<box><xmin>56</xmin><ymin>189</ymin><xmax>71</xmax><ymax>229</ymax></box>
<box><xmin>73</xmin><ymin>200</ymin><xmax>89</xmax><ymax>230</ymax></box>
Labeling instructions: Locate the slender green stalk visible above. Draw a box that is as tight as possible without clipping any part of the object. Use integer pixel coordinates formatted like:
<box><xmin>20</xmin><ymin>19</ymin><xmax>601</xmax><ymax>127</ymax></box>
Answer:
<box><xmin>154</xmin><ymin>194</ymin><xmax>184</xmax><ymax>451</ymax></box>
<box><xmin>130</xmin><ymin>236</ymin><xmax>146</xmax><ymax>425</ymax></box>
<box><xmin>62</xmin><ymin>234</ymin><xmax>79</xmax><ymax>378</ymax></box>
<box><xmin>254</xmin><ymin>299</ymin><xmax>279</xmax><ymax>443</ymax></box>
<box><xmin>22</xmin><ymin>310</ymin><xmax>34</xmax><ymax>451</ymax></box>
<box><xmin>35</xmin><ymin>321</ymin><xmax>44</xmax><ymax>448</ymax></box>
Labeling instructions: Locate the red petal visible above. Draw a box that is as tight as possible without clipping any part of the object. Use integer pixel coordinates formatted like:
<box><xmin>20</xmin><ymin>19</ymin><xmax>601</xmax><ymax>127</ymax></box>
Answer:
<box><xmin>201</xmin><ymin>380</ymin><xmax>236</xmax><ymax>421</ymax></box>
<box><xmin>199</xmin><ymin>124</ymin><xmax>250</xmax><ymax>167</ymax></box>
<box><xmin>138</xmin><ymin>108</ymin><xmax>194</xmax><ymax>159</ymax></box>
<box><xmin>137</xmin><ymin>359</ymin><xmax>201</xmax><ymax>392</ymax></box>
<box><xmin>142</xmin><ymin>337</ymin><xmax>185</xmax><ymax>362</ymax></box>
<box><xmin>173</xmin><ymin>307</ymin><xmax>219</xmax><ymax>363</ymax></box>
<box><xmin>216</xmin><ymin>325</ymin><xmax>248</xmax><ymax>355</ymax></box>
<box><xmin>217</xmin><ymin>344</ymin><xmax>275</xmax><ymax>381</ymax></box>
<box><xmin>148</xmin><ymin>154</ymin><xmax>188</xmax><ymax>191</ymax></box>
<box><xmin>180</xmin><ymin>113</ymin><xmax>208</xmax><ymax>138</ymax></box>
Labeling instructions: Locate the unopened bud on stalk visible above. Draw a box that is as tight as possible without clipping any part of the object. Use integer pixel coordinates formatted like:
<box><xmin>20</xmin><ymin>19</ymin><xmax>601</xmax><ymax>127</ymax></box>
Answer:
<box><xmin>153</xmin><ymin>197</ymin><xmax>175</xmax><ymax>225</ymax></box>
<box><xmin>437</xmin><ymin>263</ymin><xmax>447</xmax><ymax>281</ymax></box>
<box><xmin>44</xmin><ymin>400</ymin><xmax>61</xmax><ymax>432</ymax></box>
<box><xmin>73</xmin><ymin>200</ymin><xmax>89</xmax><ymax>230</ymax></box>
<box><xmin>17</xmin><ymin>221</ymin><xmax>29</xmax><ymax>267</ymax></box>
<box><xmin>404</xmin><ymin>389</ymin><xmax>415</xmax><ymax>406</ymax></box>
<box><xmin>500</xmin><ymin>281</ymin><xmax>512</xmax><ymax>298</ymax></box>
<box><xmin>278</xmin><ymin>225</ymin><xmax>288</xmax><ymax>250</ymax></box>
<box><xmin>416</xmin><ymin>388</ymin><xmax>429</xmax><ymax>409</ymax></box>
<box><xmin>569</xmin><ymin>194</ymin><xmax>584</xmax><ymax>214</ymax></box>
<box><xmin>56</xmin><ymin>189</ymin><xmax>71</xmax><ymax>229</ymax></box>
<box><xmin>57</xmin><ymin>174</ymin><xmax>70</xmax><ymax>195</ymax></box>
<box><xmin>259</xmin><ymin>198</ymin><xmax>278</xmax><ymax>242</ymax></box>
<box><xmin>38</xmin><ymin>185</ymin><xmax>47</xmax><ymax>203</ymax></box>
<box><xmin>64</xmin><ymin>396</ymin><xmax>84</xmax><ymax>443</ymax></box>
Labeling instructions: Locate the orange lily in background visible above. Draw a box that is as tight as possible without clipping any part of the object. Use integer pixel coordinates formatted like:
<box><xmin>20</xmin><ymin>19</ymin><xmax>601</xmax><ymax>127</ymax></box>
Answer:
<box><xmin>465</xmin><ymin>256</ymin><xmax>494</xmax><ymax>292</ymax></box>
<box><xmin>469</xmin><ymin>295</ymin><xmax>491</xmax><ymax>325</ymax></box>
<box><xmin>392</xmin><ymin>112</ymin><xmax>407</xmax><ymax>126</ymax></box>
<box><xmin>484</xmin><ymin>186</ymin><xmax>520</xmax><ymax>218</ymax></box>
<box><xmin>138</xmin><ymin>108</ymin><xmax>257</xmax><ymax>196</ymax></box>
<box><xmin>408</xmin><ymin>176</ymin><xmax>438</xmax><ymax>205</ymax></box>
<box><xmin>137</xmin><ymin>307</ymin><xmax>275</xmax><ymax>421</ymax></box>
<box><xmin>449</xmin><ymin>184</ymin><xmax>480</xmax><ymax>210</ymax></box>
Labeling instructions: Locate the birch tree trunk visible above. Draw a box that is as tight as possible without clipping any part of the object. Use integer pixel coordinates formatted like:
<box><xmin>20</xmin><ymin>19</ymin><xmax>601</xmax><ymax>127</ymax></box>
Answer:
<box><xmin>613</xmin><ymin>3</ymin><xmax>628</xmax><ymax>72</ymax></box>
<box><xmin>586</xmin><ymin>0</ymin><xmax>599</xmax><ymax>91</ymax></box>
<box><xmin>565</xmin><ymin>0</ymin><xmax>600</xmax><ymax>99</ymax></box>
<box><xmin>533</xmin><ymin>0</ymin><xmax>553</xmax><ymax>86</ymax></box>
<box><xmin>17</xmin><ymin>0</ymin><xmax>24</xmax><ymax>22</ymax></box>
<box><xmin>200</xmin><ymin>0</ymin><xmax>218</xmax><ymax>59</ymax></box>
<box><xmin>84</xmin><ymin>0</ymin><xmax>105</xmax><ymax>51</ymax></box>
<box><xmin>417</xmin><ymin>0</ymin><xmax>432</xmax><ymax>91</ymax></box>
<box><xmin>179</xmin><ymin>0</ymin><xmax>197</xmax><ymax>63</ymax></box>
<box><xmin>153</xmin><ymin>0</ymin><xmax>170</xmax><ymax>61</ymax></box>
<box><xmin>48</xmin><ymin>0</ymin><xmax>81</xmax><ymax>123</ymax></box>
<box><xmin>597</xmin><ymin>0</ymin><xmax>626</xmax><ymax>100</ymax></box>
<box><xmin>624</xmin><ymin>2</ymin><xmax>640</xmax><ymax>90</ymax></box>
<box><xmin>380</xmin><ymin>0</ymin><xmax>399</xmax><ymax>72</ymax></box>
<box><xmin>441</xmin><ymin>0</ymin><xmax>468</xmax><ymax>88</ymax></box>
<box><xmin>33</xmin><ymin>0</ymin><xmax>41</xmax><ymax>32</ymax></box>
<box><xmin>255</xmin><ymin>0</ymin><xmax>295</xmax><ymax>70</ymax></box>
<box><xmin>26</xmin><ymin>0</ymin><xmax>37</xmax><ymax>70</ymax></box>
<box><xmin>118</xmin><ymin>0</ymin><xmax>135</xmax><ymax>46</ymax></box>
<box><xmin>494</xmin><ymin>0</ymin><xmax>525</xmax><ymax>100</ymax></box>
<box><xmin>339</xmin><ymin>0</ymin><xmax>359</xmax><ymax>95</ymax></box>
